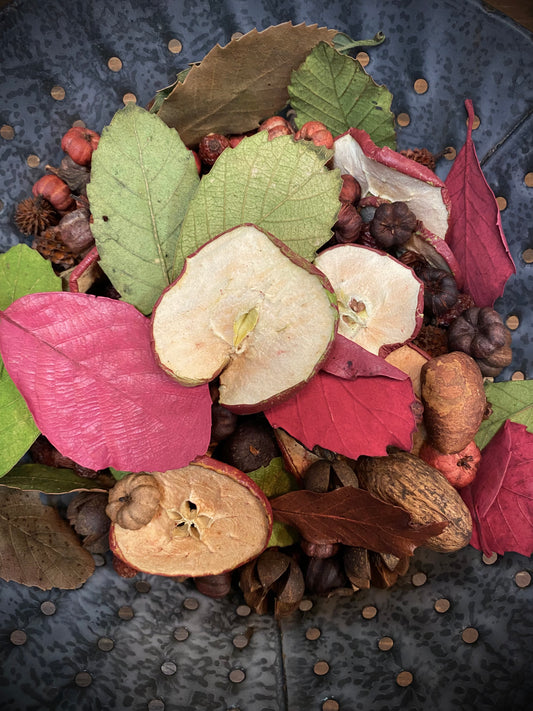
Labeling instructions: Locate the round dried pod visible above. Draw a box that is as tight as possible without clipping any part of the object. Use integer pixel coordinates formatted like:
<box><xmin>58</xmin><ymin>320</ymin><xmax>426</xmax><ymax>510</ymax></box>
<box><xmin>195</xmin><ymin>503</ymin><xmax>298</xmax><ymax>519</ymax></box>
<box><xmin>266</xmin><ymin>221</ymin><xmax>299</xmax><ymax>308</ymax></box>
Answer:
<box><xmin>334</xmin><ymin>202</ymin><xmax>363</xmax><ymax>244</ymax></box>
<box><xmin>369</xmin><ymin>201</ymin><xmax>418</xmax><ymax>249</ymax></box>
<box><xmin>198</xmin><ymin>133</ymin><xmax>231</xmax><ymax>166</ymax></box>
<box><xmin>415</xmin><ymin>264</ymin><xmax>459</xmax><ymax>317</ymax></box>
<box><xmin>67</xmin><ymin>492</ymin><xmax>110</xmax><ymax>553</ymax></box>
<box><xmin>258</xmin><ymin>115</ymin><xmax>294</xmax><ymax>139</ymax></box>
<box><xmin>106</xmin><ymin>473</ymin><xmax>161</xmax><ymax>530</ymax></box>
<box><xmin>300</xmin><ymin>539</ymin><xmax>339</xmax><ymax>558</ymax></box>
<box><xmin>194</xmin><ymin>572</ymin><xmax>232</xmax><ymax>598</ymax></box>
<box><xmin>32</xmin><ymin>174</ymin><xmax>75</xmax><ymax>212</ymax></box>
<box><xmin>213</xmin><ymin>413</ymin><xmax>280</xmax><ymax>472</ymax></box>
<box><xmin>447</xmin><ymin>306</ymin><xmax>512</xmax><ymax>376</ymax></box>
<box><xmin>57</xmin><ymin>208</ymin><xmax>94</xmax><ymax>253</ymax></box>
<box><xmin>339</xmin><ymin>174</ymin><xmax>362</xmax><ymax>205</ymax></box>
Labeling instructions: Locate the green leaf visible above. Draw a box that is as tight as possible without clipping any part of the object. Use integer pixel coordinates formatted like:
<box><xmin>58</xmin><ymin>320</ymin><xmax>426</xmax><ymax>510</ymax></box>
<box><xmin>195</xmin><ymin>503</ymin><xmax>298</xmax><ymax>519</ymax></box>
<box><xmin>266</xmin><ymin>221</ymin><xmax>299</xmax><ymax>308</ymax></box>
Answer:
<box><xmin>175</xmin><ymin>131</ymin><xmax>342</xmax><ymax>277</ymax></box>
<box><xmin>288</xmin><ymin>42</ymin><xmax>396</xmax><ymax>149</ymax></box>
<box><xmin>0</xmin><ymin>463</ymin><xmax>107</xmax><ymax>494</ymax></box>
<box><xmin>109</xmin><ymin>466</ymin><xmax>130</xmax><ymax>481</ymax></box>
<box><xmin>247</xmin><ymin>457</ymin><xmax>300</xmax><ymax>548</ymax></box>
<box><xmin>476</xmin><ymin>380</ymin><xmax>533</xmax><ymax>450</ymax></box>
<box><xmin>0</xmin><ymin>244</ymin><xmax>61</xmax><ymax>477</ymax></box>
<box><xmin>87</xmin><ymin>104</ymin><xmax>200</xmax><ymax>315</ymax></box>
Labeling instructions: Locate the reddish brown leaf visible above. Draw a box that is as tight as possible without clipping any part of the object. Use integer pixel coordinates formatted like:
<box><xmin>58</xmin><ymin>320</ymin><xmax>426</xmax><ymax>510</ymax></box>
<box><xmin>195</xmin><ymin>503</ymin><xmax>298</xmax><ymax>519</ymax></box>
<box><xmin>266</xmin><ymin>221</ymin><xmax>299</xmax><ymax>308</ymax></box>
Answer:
<box><xmin>264</xmin><ymin>370</ymin><xmax>416</xmax><ymax>459</ymax></box>
<box><xmin>445</xmin><ymin>99</ymin><xmax>515</xmax><ymax>307</ymax></box>
<box><xmin>271</xmin><ymin>487</ymin><xmax>447</xmax><ymax>558</ymax></box>
<box><xmin>461</xmin><ymin>420</ymin><xmax>533</xmax><ymax>557</ymax></box>
<box><xmin>322</xmin><ymin>333</ymin><xmax>408</xmax><ymax>380</ymax></box>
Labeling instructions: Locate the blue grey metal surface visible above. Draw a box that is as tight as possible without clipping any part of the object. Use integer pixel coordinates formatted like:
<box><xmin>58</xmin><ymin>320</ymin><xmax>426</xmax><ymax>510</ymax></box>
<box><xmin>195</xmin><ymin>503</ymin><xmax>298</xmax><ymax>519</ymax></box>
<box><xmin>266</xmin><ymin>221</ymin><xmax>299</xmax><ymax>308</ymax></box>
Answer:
<box><xmin>1</xmin><ymin>1</ymin><xmax>532</xmax><ymax>710</ymax></box>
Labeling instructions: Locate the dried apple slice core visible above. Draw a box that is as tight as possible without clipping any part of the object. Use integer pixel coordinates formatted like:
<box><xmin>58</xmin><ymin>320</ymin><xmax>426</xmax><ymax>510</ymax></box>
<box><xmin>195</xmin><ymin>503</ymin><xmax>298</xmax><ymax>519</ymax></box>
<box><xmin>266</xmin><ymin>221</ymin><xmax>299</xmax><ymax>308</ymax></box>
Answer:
<box><xmin>314</xmin><ymin>245</ymin><xmax>424</xmax><ymax>355</ymax></box>
<box><xmin>110</xmin><ymin>459</ymin><xmax>273</xmax><ymax>577</ymax></box>
<box><xmin>151</xmin><ymin>224</ymin><xmax>338</xmax><ymax>412</ymax></box>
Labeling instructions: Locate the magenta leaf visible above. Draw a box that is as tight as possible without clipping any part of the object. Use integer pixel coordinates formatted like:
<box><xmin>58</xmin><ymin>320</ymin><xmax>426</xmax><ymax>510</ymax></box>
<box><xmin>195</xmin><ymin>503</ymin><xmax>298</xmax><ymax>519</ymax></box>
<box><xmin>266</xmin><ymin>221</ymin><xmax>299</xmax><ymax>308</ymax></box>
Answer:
<box><xmin>0</xmin><ymin>292</ymin><xmax>212</xmax><ymax>472</ymax></box>
<box><xmin>265</xmin><ymin>370</ymin><xmax>416</xmax><ymax>459</ymax></box>
<box><xmin>323</xmin><ymin>333</ymin><xmax>408</xmax><ymax>381</ymax></box>
<box><xmin>460</xmin><ymin>421</ymin><xmax>533</xmax><ymax>557</ymax></box>
<box><xmin>445</xmin><ymin>99</ymin><xmax>516</xmax><ymax>307</ymax></box>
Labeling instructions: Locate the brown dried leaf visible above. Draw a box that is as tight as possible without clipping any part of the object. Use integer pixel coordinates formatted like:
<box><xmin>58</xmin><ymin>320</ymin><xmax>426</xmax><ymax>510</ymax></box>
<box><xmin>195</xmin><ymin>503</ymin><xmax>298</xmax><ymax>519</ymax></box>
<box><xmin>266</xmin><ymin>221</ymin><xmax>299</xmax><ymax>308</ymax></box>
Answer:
<box><xmin>0</xmin><ymin>487</ymin><xmax>95</xmax><ymax>590</ymax></box>
<box><xmin>157</xmin><ymin>22</ymin><xmax>337</xmax><ymax>146</ymax></box>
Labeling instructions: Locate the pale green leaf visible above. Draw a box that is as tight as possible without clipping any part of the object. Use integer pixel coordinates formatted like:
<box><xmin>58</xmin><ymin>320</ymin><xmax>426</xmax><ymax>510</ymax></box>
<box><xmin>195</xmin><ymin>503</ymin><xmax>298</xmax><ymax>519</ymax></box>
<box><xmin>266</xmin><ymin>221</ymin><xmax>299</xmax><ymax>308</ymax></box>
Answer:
<box><xmin>0</xmin><ymin>244</ymin><xmax>61</xmax><ymax>477</ymax></box>
<box><xmin>1</xmin><ymin>463</ymin><xmax>107</xmax><ymax>494</ymax></box>
<box><xmin>109</xmin><ymin>466</ymin><xmax>130</xmax><ymax>481</ymax></box>
<box><xmin>175</xmin><ymin>131</ymin><xmax>342</xmax><ymax>277</ymax></box>
<box><xmin>0</xmin><ymin>487</ymin><xmax>95</xmax><ymax>590</ymax></box>
<box><xmin>288</xmin><ymin>42</ymin><xmax>396</xmax><ymax>149</ymax></box>
<box><xmin>476</xmin><ymin>380</ymin><xmax>533</xmax><ymax>450</ymax></box>
<box><xmin>269</xmin><ymin>520</ymin><xmax>299</xmax><ymax>548</ymax></box>
<box><xmin>87</xmin><ymin>104</ymin><xmax>200</xmax><ymax>314</ymax></box>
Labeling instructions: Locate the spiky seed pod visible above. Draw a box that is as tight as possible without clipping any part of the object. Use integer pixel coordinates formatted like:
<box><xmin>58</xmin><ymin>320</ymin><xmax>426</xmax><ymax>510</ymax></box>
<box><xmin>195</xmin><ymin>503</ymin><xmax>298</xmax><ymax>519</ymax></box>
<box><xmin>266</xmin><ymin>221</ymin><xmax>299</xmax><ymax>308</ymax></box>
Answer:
<box><xmin>14</xmin><ymin>195</ymin><xmax>59</xmax><ymax>236</ymax></box>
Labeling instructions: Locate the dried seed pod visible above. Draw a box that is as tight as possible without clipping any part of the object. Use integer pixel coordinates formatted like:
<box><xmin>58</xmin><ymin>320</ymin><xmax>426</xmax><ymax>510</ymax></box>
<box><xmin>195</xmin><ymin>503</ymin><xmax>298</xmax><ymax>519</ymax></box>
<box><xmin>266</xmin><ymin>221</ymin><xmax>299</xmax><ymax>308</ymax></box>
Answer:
<box><xmin>300</xmin><ymin>539</ymin><xmax>339</xmax><ymax>559</ymax></box>
<box><xmin>14</xmin><ymin>195</ymin><xmax>59</xmax><ymax>236</ymax></box>
<box><xmin>369</xmin><ymin>201</ymin><xmax>418</xmax><ymax>249</ymax></box>
<box><xmin>32</xmin><ymin>227</ymin><xmax>78</xmax><ymax>269</ymax></box>
<box><xmin>32</xmin><ymin>174</ymin><xmax>75</xmax><ymax>212</ymax></box>
<box><xmin>447</xmin><ymin>306</ymin><xmax>512</xmax><ymax>376</ymax></box>
<box><xmin>57</xmin><ymin>208</ymin><xmax>95</xmax><ymax>254</ymax></box>
<box><xmin>29</xmin><ymin>434</ymin><xmax>102</xmax><ymax>480</ymax></box>
<box><xmin>67</xmin><ymin>492</ymin><xmax>110</xmax><ymax>553</ymax></box>
<box><xmin>198</xmin><ymin>132</ymin><xmax>231</xmax><ymax>166</ymax></box>
<box><xmin>106</xmin><ymin>473</ymin><xmax>161</xmax><ymax>530</ymax></box>
<box><xmin>303</xmin><ymin>458</ymin><xmax>358</xmax><ymax>493</ymax></box>
<box><xmin>295</xmin><ymin>120</ymin><xmax>334</xmax><ymax>149</ymax></box>
<box><xmin>333</xmin><ymin>202</ymin><xmax>363</xmax><ymax>244</ymax></box>
<box><xmin>304</xmin><ymin>555</ymin><xmax>348</xmax><ymax>595</ymax></box>
<box><xmin>343</xmin><ymin>546</ymin><xmax>371</xmax><ymax>590</ymax></box>
<box><xmin>415</xmin><ymin>264</ymin><xmax>459</xmax><ymax>317</ymax></box>
<box><xmin>369</xmin><ymin>551</ymin><xmax>409</xmax><ymax>589</ymax></box>
<box><xmin>213</xmin><ymin>414</ymin><xmax>280</xmax><ymax>472</ymax></box>
<box><xmin>210</xmin><ymin>402</ymin><xmax>239</xmax><ymax>443</ymax></box>
<box><xmin>112</xmin><ymin>555</ymin><xmax>138</xmax><ymax>579</ymax></box>
<box><xmin>194</xmin><ymin>572</ymin><xmax>232</xmax><ymax>598</ymax></box>
<box><xmin>46</xmin><ymin>155</ymin><xmax>91</xmax><ymax>194</ymax></box>
<box><xmin>339</xmin><ymin>174</ymin><xmax>362</xmax><ymax>205</ymax></box>
<box><xmin>258</xmin><ymin>115</ymin><xmax>294</xmax><ymax>139</ymax></box>
<box><xmin>240</xmin><ymin>548</ymin><xmax>304</xmax><ymax>617</ymax></box>
<box><xmin>61</xmin><ymin>126</ymin><xmax>100</xmax><ymax>166</ymax></box>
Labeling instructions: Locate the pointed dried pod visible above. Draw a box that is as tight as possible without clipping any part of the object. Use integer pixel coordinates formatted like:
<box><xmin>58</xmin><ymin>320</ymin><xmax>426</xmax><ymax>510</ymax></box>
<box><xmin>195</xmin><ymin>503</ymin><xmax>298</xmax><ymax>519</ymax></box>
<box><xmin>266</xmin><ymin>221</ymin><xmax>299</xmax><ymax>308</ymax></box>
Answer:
<box><xmin>240</xmin><ymin>548</ymin><xmax>304</xmax><ymax>616</ymax></box>
<box><xmin>369</xmin><ymin>201</ymin><xmax>418</xmax><ymax>249</ymax></box>
<box><xmin>343</xmin><ymin>546</ymin><xmax>371</xmax><ymax>590</ymax></box>
<box><xmin>303</xmin><ymin>458</ymin><xmax>358</xmax><ymax>493</ymax></box>
<box><xmin>106</xmin><ymin>473</ymin><xmax>162</xmax><ymax>530</ymax></box>
<box><xmin>369</xmin><ymin>551</ymin><xmax>409</xmax><ymax>588</ymax></box>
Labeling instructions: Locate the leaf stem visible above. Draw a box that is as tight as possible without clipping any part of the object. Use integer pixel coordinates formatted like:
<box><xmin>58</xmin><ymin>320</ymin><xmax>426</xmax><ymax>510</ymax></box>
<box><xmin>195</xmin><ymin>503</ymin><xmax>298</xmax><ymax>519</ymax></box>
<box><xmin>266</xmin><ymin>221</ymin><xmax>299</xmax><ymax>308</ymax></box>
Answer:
<box><xmin>333</xmin><ymin>31</ymin><xmax>386</xmax><ymax>54</ymax></box>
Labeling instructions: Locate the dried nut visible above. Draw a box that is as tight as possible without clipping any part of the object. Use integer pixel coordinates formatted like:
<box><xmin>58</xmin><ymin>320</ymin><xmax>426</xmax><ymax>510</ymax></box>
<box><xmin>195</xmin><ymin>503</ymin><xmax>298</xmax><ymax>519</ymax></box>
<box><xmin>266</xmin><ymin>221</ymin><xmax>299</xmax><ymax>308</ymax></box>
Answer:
<box><xmin>240</xmin><ymin>548</ymin><xmax>304</xmax><ymax>617</ymax></box>
<box><xmin>67</xmin><ymin>492</ymin><xmax>110</xmax><ymax>553</ymax></box>
<box><xmin>304</xmin><ymin>459</ymin><xmax>358</xmax><ymax>493</ymax></box>
<box><xmin>369</xmin><ymin>201</ymin><xmax>418</xmax><ymax>249</ymax></box>
<box><xmin>194</xmin><ymin>572</ymin><xmax>232</xmax><ymax>598</ymax></box>
<box><xmin>339</xmin><ymin>174</ymin><xmax>362</xmax><ymax>205</ymax></box>
<box><xmin>106</xmin><ymin>473</ymin><xmax>161</xmax><ymax>530</ymax></box>
<box><xmin>213</xmin><ymin>414</ymin><xmax>280</xmax><ymax>472</ymax></box>
<box><xmin>210</xmin><ymin>402</ymin><xmax>238</xmax><ymax>443</ymax></box>
<box><xmin>57</xmin><ymin>208</ymin><xmax>95</xmax><ymax>254</ymax></box>
<box><xmin>343</xmin><ymin>546</ymin><xmax>371</xmax><ymax>590</ymax></box>
<box><xmin>300</xmin><ymin>539</ymin><xmax>339</xmax><ymax>558</ymax></box>
<box><xmin>334</xmin><ymin>202</ymin><xmax>363</xmax><ymax>244</ymax></box>
<box><xmin>198</xmin><ymin>133</ymin><xmax>231</xmax><ymax>166</ymax></box>
<box><xmin>305</xmin><ymin>555</ymin><xmax>348</xmax><ymax>595</ymax></box>
<box><xmin>294</xmin><ymin>120</ymin><xmax>334</xmax><ymax>149</ymax></box>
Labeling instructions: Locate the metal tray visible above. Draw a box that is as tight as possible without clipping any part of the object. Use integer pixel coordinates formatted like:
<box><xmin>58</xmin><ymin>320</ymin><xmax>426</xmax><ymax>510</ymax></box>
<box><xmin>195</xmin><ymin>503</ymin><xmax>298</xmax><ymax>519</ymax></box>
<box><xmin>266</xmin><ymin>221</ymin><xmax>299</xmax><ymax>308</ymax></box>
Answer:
<box><xmin>1</xmin><ymin>1</ymin><xmax>532</xmax><ymax>709</ymax></box>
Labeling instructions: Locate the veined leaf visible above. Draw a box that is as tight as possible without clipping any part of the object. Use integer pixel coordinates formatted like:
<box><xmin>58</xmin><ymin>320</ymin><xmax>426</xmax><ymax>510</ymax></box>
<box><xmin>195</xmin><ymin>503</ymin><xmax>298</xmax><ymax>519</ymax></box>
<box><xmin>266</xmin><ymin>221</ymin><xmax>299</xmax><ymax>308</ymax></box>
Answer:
<box><xmin>175</xmin><ymin>131</ymin><xmax>341</xmax><ymax>277</ymax></box>
<box><xmin>1</xmin><ymin>463</ymin><xmax>106</xmax><ymax>494</ymax></box>
<box><xmin>288</xmin><ymin>42</ymin><xmax>396</xmax><ymax>149</ymax></box>
<box><xmin>476</xmin><ymin>380</ymin><xmax>533</xmax><ymax>450</ymax></box>
<box><xmin>157</xmin><ymin>22</ymin><xmax>337</xmax><ymax>146</ymax></box>
<box><xmin>0</xmin><ymin>244</ymin><xmax>61</xmax><ymax>477</ymax></box>
<box><xmin>87</xmin><ymin>104</ymin><xmax>200</xmax><ymax>315</ymax></box>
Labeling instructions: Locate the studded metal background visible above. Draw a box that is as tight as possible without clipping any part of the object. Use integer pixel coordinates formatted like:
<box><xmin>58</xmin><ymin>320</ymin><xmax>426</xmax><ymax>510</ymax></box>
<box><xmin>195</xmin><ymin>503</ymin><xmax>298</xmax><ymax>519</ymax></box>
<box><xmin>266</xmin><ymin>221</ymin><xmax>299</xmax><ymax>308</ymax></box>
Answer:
<box><xmin>1</xmin><ymin>1</ymin><xmax>532</xmax><ymax>710</ymax></box>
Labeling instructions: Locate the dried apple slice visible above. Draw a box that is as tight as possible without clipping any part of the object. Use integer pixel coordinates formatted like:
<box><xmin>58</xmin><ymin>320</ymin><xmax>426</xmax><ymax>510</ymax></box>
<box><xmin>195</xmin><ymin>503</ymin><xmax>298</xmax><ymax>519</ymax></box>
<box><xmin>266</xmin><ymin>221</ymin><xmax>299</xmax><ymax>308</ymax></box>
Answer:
<box><xmin>109</xmin><ymin>457</ymin><xmax>273</xmax><ymax>577</ymax></box>
<box><xmin>314</xmin><ymin>244</ymin><xmax>424</xmax><ymax>355</ymax></box>
<box><xmin>333</xmin><ymin>128</ymin><xmax>451</xmax><ymax>240</ymax></box>
<box><xmin>151</xmin><ymin>224</ymin><xmax>338</xmax><ymax>412</ymax></box>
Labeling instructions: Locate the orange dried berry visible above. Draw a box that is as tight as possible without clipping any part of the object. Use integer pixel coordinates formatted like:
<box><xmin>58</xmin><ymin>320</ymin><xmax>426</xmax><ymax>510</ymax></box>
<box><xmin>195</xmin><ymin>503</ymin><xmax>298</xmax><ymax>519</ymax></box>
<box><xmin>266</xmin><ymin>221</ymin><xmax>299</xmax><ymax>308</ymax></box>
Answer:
<box><xmin>295</xmin><ymin>121</ymin><xmax>334</xmax><ymax>149</ymax></box>
<box><xmin>112</xmin><ymin>555</ymin><xmax>138</xmax><ymax>579</ymax></box>
<box><xmin>32</xmin><ymin>173</ymin><xmax>75</xmax><ymax>212</ymax></box>
<box><xmin>258</xmin><ymin>116</ymin><xmax>294</xmax><ymax>140</ymax></box>
<box><xmin>198</xmin><ymin>133</ymin><xmax>231</xmax><ymax>166</ymax></box>
<box><xmin>14</xmin><ymin>195</ymin><xmax>59</xmax><ymax>236</ymax></box>
<box><xmin>61</xmin><ymin>126</ymin><xmax>100</xmax><ymax>166</ymax></box>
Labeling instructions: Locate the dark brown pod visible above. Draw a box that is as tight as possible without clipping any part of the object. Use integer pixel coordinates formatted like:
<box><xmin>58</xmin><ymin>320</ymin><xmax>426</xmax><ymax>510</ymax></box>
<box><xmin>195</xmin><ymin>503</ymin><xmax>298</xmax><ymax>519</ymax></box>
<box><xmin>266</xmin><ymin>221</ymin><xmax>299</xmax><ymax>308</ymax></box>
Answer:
<box><xmin>415</xmin><ymin>264</ymin><xmax>459</xmax><ymax>317</ymax></box>
<box><xmin>447</xmin><ymin>306</ymin><xmax>512</xmax><ymax>376</ymax></box>
<box><xmin>333</xmin><ymin>202</ymin><xmax>363</xmax><ymax>244</ymax></box>
<box><xmin>194</xmin><ymin>572</ymin><xmax>232</xmax><ymax>598</ymax></box>
<box><xmin>369</xmin><ymin>201</ymin><xmax>418</xmax><ymax>249</ymax></box>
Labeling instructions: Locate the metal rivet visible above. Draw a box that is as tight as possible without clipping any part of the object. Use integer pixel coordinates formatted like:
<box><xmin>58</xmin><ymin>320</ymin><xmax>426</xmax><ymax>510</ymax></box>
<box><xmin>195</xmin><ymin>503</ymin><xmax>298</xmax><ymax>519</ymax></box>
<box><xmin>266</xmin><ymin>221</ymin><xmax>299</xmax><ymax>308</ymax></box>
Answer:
<box><xmin>305</xmin><ymin>627</ymin><xmax>321</xmax><ymax>641</ymax></box>
<box><xmin>27</xmin><ymin>154</ymin><xmax>40</xmax><ymax>168</ymax></box>
<box><xmin>511</xmin><ymin>371</ymin><xmax>525</xmax><ymax>381</ymax></box>
<box><xmin>118</xmin><ymin>605</ymin><xmax>134</xmax><ymax>620</ymax></box>
<box><xmin>299</xmin><ymin>599</ymin><xmax>313</xmax><ymax>612</ymax></box>
<box><xmin>97</xmin><ymin>637</ymin><xmax>114</xmax><ymax>651</ymax></box>
<box><xmin>434</xmin><ymin>598</ymin><xmax>451</xmax><ymax>613</ymax></box>
<box><xmin>122</xmin><ymin>92</ymin><xmax>137</xmax><ymax>105</ymax></box>
<box><xmin>515</xmin><ymin>571</ymin><xmax>531</xmax><ymax>588</ymax></box>
<box><xmin>160</xmin><ymin>661</ymin><xmax>177</xmax><ymax>676</ymax></box>
<box><xmin>414</xmin><ymin>78</ymin><xmax>428</xmax><ymax>94</ymax></box>
<box><xmin>468</xmin><ymin>114</ymin><xmax>481</xmax><ymax>129</ymax></box>
<box><xmin>444</xmin><ymin>146</ymin><xmax>457</xmax><ymax>160</ymax></box>
<box><xmin>523</xmin><ymin>172</ymin><xmax>533</xmax><ymax>187</ymax></box>
<box><xmin>135</xmin><ymin>580</ymin><xmax>151</xmax><ymax>593</ymax></box>
<box><xmin>396</xmin><ymin>670</ymin><xmax>413</xmax><ymax>687</ymax></box>
<box><xmin>75</xmin><ymin>672</ymin><xmax>92</xmax><ymax>687</ymax></box>
<box><xmin>174</xmin><ymin>627</ymin><xmax>189</xmax><ymax>641</ymax></box>
<box><xmin>396</xmin><ymin>112</ymin><xmax>410</xmax><ymax>127</ymax></box>
<box><xmin>505</xmin><ymin>315</ymin><xmax>519</xmax><ymax>330</ymax></box>
<box><xmin>378</xmin><ymin>636</ymin><xmax>394</xmax><ymax>651</ymax></box>
<box><xmin>482</xmin><ymin>552</ymin><xmax>498</xmax><ymax>565</ymax></box>
<box><xmin>168</xmin><ymin>39</ymin><xmax>183</xmax><ymax>54</ymax></box>
<box><xmin>232</xmin><ymin>634</ymin><xmax>249</xmax><ymax>649</ymax></box>
<box><xmin>462</xmin><ymin>627</ymin><xmax>479</xmax><ymax>643</ymax></box>
<box><xmin>229</xmin><ymin>669</ymin><xmax>246</xmax><ymax>683</ymax></box>
<box><xmin>183</xmin><ymin>597</ymin><xmax>199</xmax><ymax>611</ymax></box>
<box><xmin>231</xmin><ymin>32</ymin><xmax>244</xmax><ymax>40</ymax></box>
<box><xmin>362</xmin><ymin>605</ymin><xmax>377</xmax><ymax>619</ymax></box>
<box><xmin>1</xmin><ymin>124</ymin><xmax>14</xmax><ymax>140</ymax></box>
<box><xmin>236</xmin><ymin>604</ymin><xmax>251</xmax><ymax>617</ymax></box>
<box><xmin>107</xmin><ymin>57</ymin><xmax>123</xmax><ymax>72</ymax></box>
<box><xmin>93</xmin><ymin>553</ymin><xmax>106</xmax><ymax>566</ymax></box>
<box><xmin>40</xmin><ymin>601</ymin><xmax>56</xmax><ymax>616</ymax></box>
<box><xmin>10</xmin><ymin>630</ymin><xmax>27</xmax><ymax>646</ymax></box>
<box><xmin>496</xmin><ymin>196</ymin><xmax>507</xmax><ymax>211</ymax></box>
<box><xmin>51</xmin><ymin>85</ymin><xmax>65</xmax><ymax>100</ymax></box>
<box><xmin>72</xmin><ymin>119</ymin><xmax>86</xmax><ymax>128</ymax></box>
<box><xmin>523</xmin><ymin>248</ymin><xmax>533</xmax><ymax>263</ymax></box>
<box><xmin>322</xmin><ymin>701</ymin><xmax>340</xmax><ymax>711</ymax></box>
<box><xmin>412</xmin><ymin>572</ymin><xmax>427</xmax><ymax>586</ymax></box>
<box><xmin>148</xmin><ymin>700</ymin><xmax>165</xmax><ymax>711</ymax></box>
<box><xmin>313</xmin><ymin>661</ymin><xmax>330</xmax><ymax>676</ymax></box>
<box><xmin>356</xmin><ymin>51</ymin><xmax>370</xmax><ymax>67</ymax></box>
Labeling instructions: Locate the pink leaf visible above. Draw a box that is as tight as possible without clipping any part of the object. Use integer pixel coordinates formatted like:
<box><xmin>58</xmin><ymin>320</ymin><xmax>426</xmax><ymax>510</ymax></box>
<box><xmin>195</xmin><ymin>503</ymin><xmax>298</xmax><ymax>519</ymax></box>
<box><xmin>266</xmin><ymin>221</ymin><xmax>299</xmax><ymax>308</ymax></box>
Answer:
<box><xmin>265</xmin><ymin>370</ymin><xmax>416</xmax><ymax>459</ymax></box>
<box><xmin>460</xmin><ymin>421</ymin><xmax>533</xmax><ymax>557</ymax></box>
<box><xmin>445</xmin><ymin>100</ymin><xmax>516</xmax><ymax>307</ymax></box>
<box><xmin>0</xmin><ymin>292</ymin><xmax>212</xmax><ymax>472</ymax></box>
<box><xmin>322</xmin><ymin>333</ymin><xmax>408</xmax><ymax>381</ymax></box>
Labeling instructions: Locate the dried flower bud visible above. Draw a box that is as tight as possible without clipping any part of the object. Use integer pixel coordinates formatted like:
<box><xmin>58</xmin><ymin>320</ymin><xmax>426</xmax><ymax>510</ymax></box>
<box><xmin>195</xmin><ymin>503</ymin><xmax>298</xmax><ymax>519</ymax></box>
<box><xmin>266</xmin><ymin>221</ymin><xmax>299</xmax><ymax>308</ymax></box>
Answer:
<box><xmin>448</xmin><ymin>306</ymin><xmax>512</xmax><ymax>376</ymax></box>
<box><xmin>369</xmin><ymin>201</ymin><xmax>418</xmax><ymax>249</ymax></box>
<box><xmin>415</xmin><ymin>264</ymin><xmax>459</xmax><ymax>317</ymax></box>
